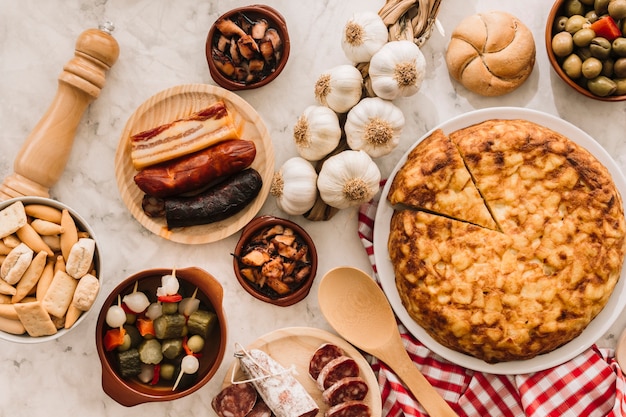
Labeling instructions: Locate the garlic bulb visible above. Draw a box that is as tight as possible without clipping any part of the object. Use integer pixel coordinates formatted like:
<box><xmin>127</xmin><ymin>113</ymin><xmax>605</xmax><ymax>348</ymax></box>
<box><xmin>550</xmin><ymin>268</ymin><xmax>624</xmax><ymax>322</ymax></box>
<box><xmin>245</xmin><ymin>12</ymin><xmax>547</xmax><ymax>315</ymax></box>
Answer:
<box><xmin>314</xmin><ymin>64</ymin><xmax>363</xmax><ymax>113</ymax></box>
<box><xmin>345</xmin><ymin>97</ymin><xmax>405</xmax><ymax>158</ymax></box>
<box><xmin>293</xmin><ymin>105</ymin><xmax>342</xmax><ymax>161</ymax></box>
<box><xmin>271</xmin><ymin>157</ymin><xmax>318</xmax><ymax>215</ymax></box>
<box><xmin>369</xmin><ymin>40</ymin><xmax>426</xmax><ymax>100</ymax></box>
<box><xmin>341</xmin><ymin>11</ymin><xmax>389</xmax><ymax>63</ymax></box>
<box><xmin>317</xmin><ymin>150</ymin><xmax>381</xmax><ymax>209</ymax></box>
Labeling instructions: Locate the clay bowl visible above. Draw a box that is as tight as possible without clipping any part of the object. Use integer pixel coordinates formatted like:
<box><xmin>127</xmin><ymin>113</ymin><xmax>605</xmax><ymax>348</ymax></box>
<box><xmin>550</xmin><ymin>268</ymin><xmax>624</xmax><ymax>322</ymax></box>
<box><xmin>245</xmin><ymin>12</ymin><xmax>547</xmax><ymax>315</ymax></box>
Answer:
<box><xmin>233</xmin><ymin>215</ymin><xmax>317</xmax><ymax>307</ymax></box>
<box><xmin>0</xmin><ymin>196</ymin><xmax>101</xmax><ymax>343</ymax></box>
<box><xmin>95</xmin><ymin>267</ymin><xmax>227</xmax><ymax>407</ymax></box>
<box><xmin>545</xmin><ymin>0</ymin><xmax>626</xmax><ymax>101</ymax></box>
<box><xmin>206</xmin><ymin>5</ymin><xmax>290</xmax><ymax>90</ymax></box>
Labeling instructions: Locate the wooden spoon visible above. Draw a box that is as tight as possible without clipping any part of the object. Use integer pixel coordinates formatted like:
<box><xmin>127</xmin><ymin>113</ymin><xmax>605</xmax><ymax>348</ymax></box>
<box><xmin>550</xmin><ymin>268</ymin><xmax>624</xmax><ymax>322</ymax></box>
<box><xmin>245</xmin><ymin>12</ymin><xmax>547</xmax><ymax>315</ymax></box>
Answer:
<box><xmin>318</xmin><ymin>266</ymin><xmax>458</xmax><ymax>417</ymax></box>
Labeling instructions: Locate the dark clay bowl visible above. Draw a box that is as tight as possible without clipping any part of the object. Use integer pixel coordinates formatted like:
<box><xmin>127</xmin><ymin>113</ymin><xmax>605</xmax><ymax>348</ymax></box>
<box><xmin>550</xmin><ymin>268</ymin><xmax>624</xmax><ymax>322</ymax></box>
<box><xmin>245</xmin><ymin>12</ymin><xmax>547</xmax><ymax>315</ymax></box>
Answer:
<box><xmin>545</xmin><ymin>0</ymin><xmax>626</xmax><ymax>101</ymax></box>
<box><xmin>206</xmin><ymin>5</ymin><xmax>290</xmax><ymax>90</ymax></box>
<box><xmin>95</xmin><ymin>267</ymin><xmax>227</xmax><ymax>407</ymax></box>
<box><xmin>233</xmin><ymin>215</ymin><xmax>317</xmax><ymax>307</ymax></box>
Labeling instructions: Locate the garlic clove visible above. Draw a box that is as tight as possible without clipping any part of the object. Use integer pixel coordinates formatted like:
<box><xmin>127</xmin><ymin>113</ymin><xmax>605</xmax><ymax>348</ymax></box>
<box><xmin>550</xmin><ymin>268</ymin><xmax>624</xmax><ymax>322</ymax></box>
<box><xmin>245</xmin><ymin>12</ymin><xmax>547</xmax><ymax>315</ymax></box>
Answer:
<box><xmin>369</xmin><ymin>40</ymin><xmax>426</xmax><ymax>100</ymax></box>
<box><xmin>293</xmin><ymin>105</ymin><xmax>342</xmax><ymax>161</ymax></box>
<box><xmin>271</xmin><ymin>157</ymin><xmax>319</xmax><ymax>215</ymax></box>
<box><xmin>314</xmin><ymin>65</ymin><xmax>364</xmax><ymax>113</ymax></box>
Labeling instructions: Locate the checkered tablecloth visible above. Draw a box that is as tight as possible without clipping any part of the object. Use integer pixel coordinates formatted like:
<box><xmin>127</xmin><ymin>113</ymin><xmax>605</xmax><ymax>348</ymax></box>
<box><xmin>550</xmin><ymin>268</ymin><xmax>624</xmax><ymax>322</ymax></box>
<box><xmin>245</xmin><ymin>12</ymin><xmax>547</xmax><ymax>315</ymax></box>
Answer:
<box><xmin>357</xmin><ymin>192</ymin><xmax>626</xmax><ymax>417</ymax></box>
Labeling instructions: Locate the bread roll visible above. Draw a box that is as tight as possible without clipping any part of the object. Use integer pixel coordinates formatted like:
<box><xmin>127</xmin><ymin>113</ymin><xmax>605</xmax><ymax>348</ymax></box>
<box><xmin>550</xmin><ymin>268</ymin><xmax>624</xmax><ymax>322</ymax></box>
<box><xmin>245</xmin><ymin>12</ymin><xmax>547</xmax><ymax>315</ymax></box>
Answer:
<box><xmin>445</xmin><ymin>11</ymin><xmax>535</xmax><ymax>96</ymax></box>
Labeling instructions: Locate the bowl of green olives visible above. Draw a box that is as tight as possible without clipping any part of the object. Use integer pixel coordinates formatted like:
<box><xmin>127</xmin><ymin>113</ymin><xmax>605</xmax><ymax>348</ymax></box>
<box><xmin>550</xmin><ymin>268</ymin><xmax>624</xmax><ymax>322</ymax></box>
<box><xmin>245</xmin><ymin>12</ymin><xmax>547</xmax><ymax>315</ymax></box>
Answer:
<box><xmin>546</xmin><ymin>0</ymin><xmax>626</xmax><ymax>100</ymax></box>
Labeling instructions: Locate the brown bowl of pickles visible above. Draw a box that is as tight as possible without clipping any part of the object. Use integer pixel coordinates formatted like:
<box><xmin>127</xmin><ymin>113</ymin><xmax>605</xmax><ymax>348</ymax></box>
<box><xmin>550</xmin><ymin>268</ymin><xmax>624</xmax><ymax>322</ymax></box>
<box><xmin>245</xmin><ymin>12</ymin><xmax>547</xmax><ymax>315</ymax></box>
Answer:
<box><xmin>95</xmin><ymin>267</ymin><xmax>227</xmax><ymax>406</ymax></box>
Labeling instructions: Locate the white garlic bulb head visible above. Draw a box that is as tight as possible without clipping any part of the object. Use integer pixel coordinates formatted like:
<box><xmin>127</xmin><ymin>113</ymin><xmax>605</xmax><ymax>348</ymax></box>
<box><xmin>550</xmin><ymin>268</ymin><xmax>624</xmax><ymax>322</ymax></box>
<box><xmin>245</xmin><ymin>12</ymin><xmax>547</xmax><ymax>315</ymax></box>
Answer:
<box><xmin>270</xmin><ymin>157</ymin><xmax>319</xmax><ymax>215</ymax></box>
<box><xmin>345</xmin><ymin>97</ymin><xmax>405</xmax><ymax>158</ymax></box>
<box><xmin>314</xmin><ymin>64</ymin><xmax>363</xmax><ymax>114</ymax></box>
<box><xmin>369</xmin><ymin>40</ymin><xmax>426</xmax><ymax>100</ymax></box>
<box><xmin>317</xmin><ymin>150</ymin><xmax>381</xmax><ymax>209</ymax></box>
<box><xmin>293</xmin><ymin>105</ymin><xmax>342</xmax><ymax>161</ymax></box>
<box><xmin>341</xmin><ymin>11</ymin><xmax>389</xmax><ymax>63</ymax></box>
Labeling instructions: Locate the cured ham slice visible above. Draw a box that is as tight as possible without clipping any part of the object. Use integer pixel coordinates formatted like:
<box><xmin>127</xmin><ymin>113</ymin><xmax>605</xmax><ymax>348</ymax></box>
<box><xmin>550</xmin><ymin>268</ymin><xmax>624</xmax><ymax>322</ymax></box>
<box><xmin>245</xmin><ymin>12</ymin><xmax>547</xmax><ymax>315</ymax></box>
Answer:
<box><xmin>130</xmin><ymin>101</ymin><xmax>239</xmax><ymax>170</ymax></box>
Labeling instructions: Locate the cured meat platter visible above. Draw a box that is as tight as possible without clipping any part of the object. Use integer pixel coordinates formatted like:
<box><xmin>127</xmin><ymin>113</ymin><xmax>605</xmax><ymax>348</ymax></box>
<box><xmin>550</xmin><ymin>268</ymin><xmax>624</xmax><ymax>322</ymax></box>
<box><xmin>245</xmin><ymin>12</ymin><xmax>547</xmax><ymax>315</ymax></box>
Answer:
<box><xmin>114</xmin><ymin>83</ymin><xmax>275</xmax><ymax>244</ymax></box>
<box><xmin>222</xmin><ymin>327</ymin><xmax>382</xmax><ymax>417</ymax></box>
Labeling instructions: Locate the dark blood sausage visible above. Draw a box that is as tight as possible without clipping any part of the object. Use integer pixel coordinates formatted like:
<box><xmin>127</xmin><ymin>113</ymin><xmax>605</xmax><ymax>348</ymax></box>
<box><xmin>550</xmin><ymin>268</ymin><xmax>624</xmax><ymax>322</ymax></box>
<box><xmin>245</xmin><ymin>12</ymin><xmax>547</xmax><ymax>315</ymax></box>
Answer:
<box><xmin>324</xmin><ymin>400</ymin><xmax>372</xmax><ymax>417</ymax></box>
<box><xmin>322</xmin><ymin>376</ymin><xmax>369</xmax><ymax>405</ymax></box>
<box><xmin>133</xmin><ymin>139</ymin><xmax>257</xmax><ymax>198</ymax></box>
<box><xmin>309</xmin><ymin>343</ymin><xmax>345</xmax><ymax>380</ymax></box>
<box><xmin>211</xmin><ymin>382</ymin><xmax>258</xmax><ymax>417</ymax></box>
<box><xmin>164</xmin><ymin>168</ymin><xmax>263</xmax><ymax>228</ymax></box>
<box><xmin>317</xmin><ymin>356</ymin><xmax>360</xmax><ymax>390</ymax></box>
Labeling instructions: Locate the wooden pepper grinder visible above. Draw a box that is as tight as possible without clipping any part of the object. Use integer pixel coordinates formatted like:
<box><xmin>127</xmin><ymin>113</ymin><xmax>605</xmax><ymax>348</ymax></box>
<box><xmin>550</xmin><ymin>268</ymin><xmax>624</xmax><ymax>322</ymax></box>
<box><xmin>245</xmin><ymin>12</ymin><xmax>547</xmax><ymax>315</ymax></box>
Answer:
<box><xmin>0</xmin><ymin>21</ymin><xmax>120</xmax><ymax>201</ymax></box>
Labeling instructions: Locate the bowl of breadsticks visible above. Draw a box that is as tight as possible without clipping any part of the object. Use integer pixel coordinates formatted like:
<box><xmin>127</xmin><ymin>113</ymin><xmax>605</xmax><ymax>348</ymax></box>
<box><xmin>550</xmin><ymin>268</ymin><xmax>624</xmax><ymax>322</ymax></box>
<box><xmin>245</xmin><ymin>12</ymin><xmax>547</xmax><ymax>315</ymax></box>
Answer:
<box><xmin>0</xmin><ymin>196</ymin><xmax>101</xmax><ymax>343</ymax></box>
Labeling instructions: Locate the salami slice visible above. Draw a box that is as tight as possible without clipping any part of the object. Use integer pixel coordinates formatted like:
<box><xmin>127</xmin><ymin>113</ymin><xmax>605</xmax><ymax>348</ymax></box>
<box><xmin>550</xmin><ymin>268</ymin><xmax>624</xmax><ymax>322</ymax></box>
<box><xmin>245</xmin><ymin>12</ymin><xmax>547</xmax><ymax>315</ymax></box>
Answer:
<box><xmin>325</xmin><ymin>400</ymin><xmax>372</xmax><ymax>417</ymax></box>
<box><xmin>247</xmin><ymin>400</ymin><xmax>272</xmax><ymax>417</ymax></box>
<box><xmin>309</xmin><ymin>343</ymin><xmax>345</xmax><ymax>380</ymax></box>
<box><xmin>211</xmin><ymin>382</ymin><xmax>257</xmax><ymax>417</ymax></box>
<box><xmin>322</xmin><ymin>376</ymin><xmax>369</xmax><ymax>405</ymax></box>
<box><xmin>317</xmin><ymin>356</ymin><xmax>360</xmax><ymax>390</ymax></box>
<box><xmin>237</xmin><ymin>348</ymin><xmax>319</xmax><ymax>417</ymax></box>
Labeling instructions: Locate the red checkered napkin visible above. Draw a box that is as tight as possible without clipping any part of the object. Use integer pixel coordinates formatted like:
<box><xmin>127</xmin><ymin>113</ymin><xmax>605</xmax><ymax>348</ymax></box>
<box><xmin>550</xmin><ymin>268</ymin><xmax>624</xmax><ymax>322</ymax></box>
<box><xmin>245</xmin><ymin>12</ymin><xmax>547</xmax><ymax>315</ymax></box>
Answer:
<box><xmin>357</xmin><ymin>193</ymin><xmax>626</xmax><ymax>417</ymax></box>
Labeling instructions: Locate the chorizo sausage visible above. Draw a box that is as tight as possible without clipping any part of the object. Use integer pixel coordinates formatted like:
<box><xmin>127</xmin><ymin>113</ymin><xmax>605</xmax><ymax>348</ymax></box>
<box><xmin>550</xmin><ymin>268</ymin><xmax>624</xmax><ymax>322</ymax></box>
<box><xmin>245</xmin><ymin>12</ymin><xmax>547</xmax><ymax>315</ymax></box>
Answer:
<box><xmin>164</xmin><ymin>168</ymin><xmax>263</xmax><ymax>229</ymax></box>
<box><xmin>309</xmin><ymin>343</ymin><xmax>345</xmax><ymax>380</ymax></box>
<box><xmin>325</xmin><ymin>400</ymin><xmax>371</xmax><ymax>417</ymax></box>
<box><xmin>134</xmin><ymin>139</ymin><xmax>256</xmax><ymax>198</ymax></box>
<box><xmin>317</xmin><ymin>356</ymin><xmax>360</xmax><ymax>390</ymax></box>
<box><xmin>211</xmin><ymin>382</ymin><xmax>257</xmax><ymax>417</ymax></box>
<box><xmin>322</xmin><ymin>376</ymin><xmax>369</xmax><ymax>405</ymax></box>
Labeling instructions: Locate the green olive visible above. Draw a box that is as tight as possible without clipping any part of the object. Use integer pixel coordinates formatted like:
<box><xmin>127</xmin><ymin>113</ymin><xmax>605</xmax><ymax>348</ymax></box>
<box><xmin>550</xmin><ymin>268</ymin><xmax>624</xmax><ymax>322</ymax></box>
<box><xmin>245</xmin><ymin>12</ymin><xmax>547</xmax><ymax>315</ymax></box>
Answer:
<box><xmin>595</xmin><ymin>0</ymin><xmax>610</xmax><ymax>14</ymax></box>
<box><xmin>117</xmin><ymin>334</ymin><xmax>132</xmax><ymax>352</ymax></box>
<box><xmin>585</xmin><ymin>9</ymin><xmax>599</xmax><ymax>22</ymax></box>
<box><xmin>614</xmin><ymin>78</ymin><xmax>626</xmax><ymax>95</ymax></box>
<box><xmin>612</xmin><ymin>38</ymin><xmax>626</xmax><ymax>57</ymax></box>
<box><xmin>160</xmin><ymin>363</ymin><xmax>176</xmax><ymax>380</ymax></box>
<box><xmin>576</xmin><ymin>46</ymin><xmax>593</xmax><ymax>61</ymax></box>
<box><xmin>573</xmin><ymin>28</ymin><xmax>596</xmax><ymax>47</ymax></box>
<box><xmin>582</xmin><ymin>57</ymin><xmax>604</xmax><ymax>78</ymax></box>
<box><xmin>602</xmin><ymin>58</ymin><xmax>615</xmax><ymax>76</ymax></box>
<box><xmin>615</xmin><ymin>58</ymin><xmax>626</xmax><ymax>77</ymax></box>
<box><xmin>608</xmin><ymin>0</ymin><xmax>626</xmax><ymax>19</ymax></box>
<box><xmin>554</xmin><ymin>15</ymin><xmax>569</xmax><ymax>32</ymax></box>
<box><xmin>589</xmin><ymin>36</ymin><xmax>612</xmax><ymax>59</ymax></box>
<box><xmin>565</xmin><ymin>15</ymin><xmax>588</xmax><ymax>33</ymax></box>
<box><xmin>566</xmin><ymin>0</ymin><xmax>586</xmax><ymax>15</ymax></box>
<box><xmin>553</xmin><ymin>31</ymin><xmax>575</xmax><ymax>57</ymax></box>
<box><xmin>587</xmin><ymin>75</ymin><xmax>617</xmax><ymax>96</ymax></box>
<box><xmin>563</xmin><ymin>53</ymin><xmax>584</xmax><ymax>78</ymax></box>
<box><xmin>580</xmin><ymin>0</ymin><xmax>595</xmax><ymax>4</ymax></box>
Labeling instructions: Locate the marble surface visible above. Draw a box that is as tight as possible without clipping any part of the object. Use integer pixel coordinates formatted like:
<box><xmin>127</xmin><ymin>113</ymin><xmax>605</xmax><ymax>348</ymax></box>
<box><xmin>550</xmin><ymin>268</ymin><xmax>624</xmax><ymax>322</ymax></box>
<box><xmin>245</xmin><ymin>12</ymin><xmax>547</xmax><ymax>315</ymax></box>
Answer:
<box><xmin>1</xmin><ymin>0</ymin><xmax>626</xmax><ymax>415</ymax></box>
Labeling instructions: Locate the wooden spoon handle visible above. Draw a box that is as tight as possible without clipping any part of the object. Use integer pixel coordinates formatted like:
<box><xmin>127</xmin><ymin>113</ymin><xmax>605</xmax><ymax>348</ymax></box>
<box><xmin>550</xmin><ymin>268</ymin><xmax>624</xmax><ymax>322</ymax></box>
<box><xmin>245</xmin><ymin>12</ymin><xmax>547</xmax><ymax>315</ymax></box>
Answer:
<box><xmin>379</xmin><ymin>340</ymin><xmax>459</xmax><ymax>417</ymax></box>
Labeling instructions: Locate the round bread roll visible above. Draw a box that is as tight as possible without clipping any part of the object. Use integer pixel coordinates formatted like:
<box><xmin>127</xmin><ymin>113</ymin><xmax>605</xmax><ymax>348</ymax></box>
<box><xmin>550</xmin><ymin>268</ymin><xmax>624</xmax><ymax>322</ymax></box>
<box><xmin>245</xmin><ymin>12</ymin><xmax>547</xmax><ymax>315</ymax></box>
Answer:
<box><xmin>445</xmin><ymin>11</ymin><xmax>535</xmax><ymax>96</ymax></box>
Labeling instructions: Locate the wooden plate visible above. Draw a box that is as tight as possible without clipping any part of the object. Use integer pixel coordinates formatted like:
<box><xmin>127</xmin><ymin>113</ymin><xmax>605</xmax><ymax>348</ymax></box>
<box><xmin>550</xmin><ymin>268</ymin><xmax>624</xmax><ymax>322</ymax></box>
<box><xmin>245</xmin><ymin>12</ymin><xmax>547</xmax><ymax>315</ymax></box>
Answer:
<box><xmin>114</xmin><ymin>83</ymin><xmax>274</xmax><ymax>244</ymax></box>
<box><xmin>222</xmin><ymin>327</ymin><xmax>382</xmax><ymax>417</ymax></box>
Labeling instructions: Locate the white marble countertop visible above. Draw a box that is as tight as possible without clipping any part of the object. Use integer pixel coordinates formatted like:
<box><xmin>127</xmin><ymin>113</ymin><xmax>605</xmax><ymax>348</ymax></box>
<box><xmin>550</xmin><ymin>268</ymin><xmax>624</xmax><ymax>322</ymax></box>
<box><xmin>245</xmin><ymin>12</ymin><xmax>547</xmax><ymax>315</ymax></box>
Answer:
<box><xmin>1</xmin><ymin>0</ymin><xmax>626</xmax><ymax>415</ymax></box>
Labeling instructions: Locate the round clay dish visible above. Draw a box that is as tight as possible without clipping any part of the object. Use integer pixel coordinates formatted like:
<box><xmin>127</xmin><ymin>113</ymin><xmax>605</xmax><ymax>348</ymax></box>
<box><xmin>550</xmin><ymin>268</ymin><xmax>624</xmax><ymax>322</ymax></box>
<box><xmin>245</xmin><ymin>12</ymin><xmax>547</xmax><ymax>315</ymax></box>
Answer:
<box><xmin>233</xmin><ymin>216</ymin><xmax>317</xmax><ymax>307</ymax></box>
<box><xmin>206</xmin><ymin>5</ymin><xmax>290</xmax><ymax>90</ymax></box>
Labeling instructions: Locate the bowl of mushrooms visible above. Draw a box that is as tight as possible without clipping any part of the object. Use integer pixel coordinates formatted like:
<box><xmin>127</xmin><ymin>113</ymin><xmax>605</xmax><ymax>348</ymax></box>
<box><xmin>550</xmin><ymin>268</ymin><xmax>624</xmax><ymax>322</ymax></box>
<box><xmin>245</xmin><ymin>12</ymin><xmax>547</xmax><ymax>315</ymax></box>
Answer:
<box><xmin>206</xmin><ymin>5</ymin><xmax>291</xmax><ymax>90</ymax></box>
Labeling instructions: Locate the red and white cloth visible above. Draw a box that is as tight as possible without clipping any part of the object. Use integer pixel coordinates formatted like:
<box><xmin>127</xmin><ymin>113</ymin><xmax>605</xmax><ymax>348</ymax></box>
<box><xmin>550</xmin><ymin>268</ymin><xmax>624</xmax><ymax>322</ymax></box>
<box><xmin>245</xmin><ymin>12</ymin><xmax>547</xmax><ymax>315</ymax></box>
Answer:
<box><xmin>357</xmin><ymin>192</ymin><xmax>626</xmax><ymax>417</ymax></box>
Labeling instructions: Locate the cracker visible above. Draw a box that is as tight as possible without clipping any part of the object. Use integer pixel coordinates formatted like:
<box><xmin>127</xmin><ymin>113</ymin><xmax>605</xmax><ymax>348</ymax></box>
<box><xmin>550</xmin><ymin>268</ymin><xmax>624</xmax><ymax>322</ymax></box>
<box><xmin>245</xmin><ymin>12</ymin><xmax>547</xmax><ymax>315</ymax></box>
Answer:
<box><xmin>1</xmin><ymin>242</ymin><xmax>34</xmax><ymax>285</ymax></box>
<box><xmin>41</xmin><ymin>270</ymin><xmax>78</xmax><ymax>318</ymax></box>
<box><xmin>65</xmin><ymin>238</ymin><xmax>95</xmax><ymax>279</ymax></box>
<box><xmin>14</xmin><ymin>301</ymin><xmax>57</xmax><ymax>337</ymax></box>
<box><xmin>0</xmin><ymin>201</ymin><xmax>27</xmax><ymax>239</ymax></box>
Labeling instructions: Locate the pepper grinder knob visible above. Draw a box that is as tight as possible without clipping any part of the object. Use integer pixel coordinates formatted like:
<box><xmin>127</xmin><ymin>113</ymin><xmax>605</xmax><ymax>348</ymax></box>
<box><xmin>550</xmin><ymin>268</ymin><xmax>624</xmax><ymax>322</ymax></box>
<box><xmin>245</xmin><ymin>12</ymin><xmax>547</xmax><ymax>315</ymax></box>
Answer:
<box><xmin>0</xmin><ymin>22</ymin><xmax>120</xmax><ymax>200</ymax></box>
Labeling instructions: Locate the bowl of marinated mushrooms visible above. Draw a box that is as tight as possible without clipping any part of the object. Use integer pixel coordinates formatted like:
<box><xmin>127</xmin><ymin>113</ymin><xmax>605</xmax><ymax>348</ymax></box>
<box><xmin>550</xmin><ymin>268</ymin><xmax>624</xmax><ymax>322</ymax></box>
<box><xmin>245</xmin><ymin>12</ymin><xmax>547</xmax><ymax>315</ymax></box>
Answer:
<box><xmin>206</xmin><ymin>5</ymin><xmax>291</xmax><ymax>90</ymax></box>
<box><xmin>95</xmin><ymin>267</ymin><xmax>227</xmax><ymax>406</ymax></box>
<box><xmin>233</xmin><ymin>215</ymin><xmax>317</xmax><ymax>307</ymax></box>
<box><xmin>546</xmin><ymin>0</ymin><xmax>626</xmax><ymax>101</ymax></box>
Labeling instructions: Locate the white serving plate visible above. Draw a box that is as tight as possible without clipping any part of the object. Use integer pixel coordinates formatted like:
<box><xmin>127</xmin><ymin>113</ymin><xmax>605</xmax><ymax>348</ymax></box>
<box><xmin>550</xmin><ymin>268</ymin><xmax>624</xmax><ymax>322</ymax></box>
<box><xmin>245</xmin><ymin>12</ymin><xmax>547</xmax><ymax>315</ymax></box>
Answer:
<box><xmin>373</xmin><ymin>106</ymin><xmax>626</xmax><ymax>374</ymax></box>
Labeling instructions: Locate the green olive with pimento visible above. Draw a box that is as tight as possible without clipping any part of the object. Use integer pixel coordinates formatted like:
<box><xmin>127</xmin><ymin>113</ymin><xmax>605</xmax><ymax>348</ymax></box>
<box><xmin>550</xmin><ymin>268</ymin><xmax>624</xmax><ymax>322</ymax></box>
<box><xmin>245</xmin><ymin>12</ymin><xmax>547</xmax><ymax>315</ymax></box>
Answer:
<box><xmin>551</xmin><ymin>0</ymin><xmax>626</xmax><ymax>97</ymax></box>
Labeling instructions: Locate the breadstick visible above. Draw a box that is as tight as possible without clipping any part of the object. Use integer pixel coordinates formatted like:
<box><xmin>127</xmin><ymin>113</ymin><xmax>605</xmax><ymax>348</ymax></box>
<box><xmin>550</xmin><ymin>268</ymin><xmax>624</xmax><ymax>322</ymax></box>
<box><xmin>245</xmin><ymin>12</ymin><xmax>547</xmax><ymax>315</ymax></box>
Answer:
<box><xmin>31</xmin><ymin>219</ymin><xmax>65</xmax><ymax>236</ymax></box>
<box><xmin>0</xmin><ymin>279</ymin><xmax>16</xmax><ymax>296</ymax></box>
<box><xmin>0</xmin><ymin>294</ymin><xmax>11</xmax><ymax>304</ymax></box>
<box><xmin>13</xmin><ymin>251</ymin><xmax>47</xmax><ymax>303</ymax></box>
<box><xmin>0</xmin><ymin>315</ymin><xmax>25</xmax><ymax>335</ymax></box>
<box><xmin>64</xmin><ymin>305</ymin><xmax>83</xmax><ymax>329</ymax></box>
<box><xmin>3</xmin><ymin>234</ymin><xmax>20</xmax><ymax>248</ymax></box>
<box><xmin>36</xmin><ymin>259</ymin><xmax>55</xmax><ymax>301</ymax></box>
<box><xmin>54</xmin><ymin>255</ymin><xmax>66</xmax><ymax>274</ymax></box>
<box><xmin>0</xmin><ymin>303</ymin><xmax>18</xmax><ymax>320</ymax></box>
<box><xmin>41</xmin><ymin>235</ymin><xmax>61</xmax><ymax>252</ymax></box>
<box><xmin>24</xmin><ymin>204</ymin><xmax>62</xmax><ymax>223</ymax></box>
<box><xmin>60</xmin><ymin>209</ymin><xmax>78</xmax><ymax>262</ymax></box>
<box><xmin>15</xmin><ymin>223</ymin><xmax>54</xmax><ymax>257</ymax></box>
<box><xmin>0</xmin><ymin>241</ymin><xmax>12</xmax><ymax>255</ymax></box>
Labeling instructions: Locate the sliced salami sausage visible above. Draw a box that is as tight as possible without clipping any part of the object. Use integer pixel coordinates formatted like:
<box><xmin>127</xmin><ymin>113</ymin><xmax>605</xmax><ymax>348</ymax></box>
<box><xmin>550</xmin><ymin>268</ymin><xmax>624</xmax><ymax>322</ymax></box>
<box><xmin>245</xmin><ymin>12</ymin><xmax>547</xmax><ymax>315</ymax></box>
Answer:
<box><xmin>247</xmin><ymin>399</ymin><xmax>272</xmax><ymax>417</ymax></box>
<box><xmin>325</xmin><ymin>400</ymin><xmax>372</xmax><ymax>417</ymax></box>
<box><xmin>322</xmin><ymin>376</ymin><xmax>369</xmax><ymax>405</ymax></box>
<box><xmin>211</xmin><ymin>382</ymin><xmax>257</xmax><ymax>417</ymax></box>
<box><xmin>309</xmin><ymin>343</ymin><xmax>345</xmax><ymax>380</ymax></box>
<box><xmin>317</xmin><ymin>356</ymin><xmax>360</xmax><ymax>390</ymax></box>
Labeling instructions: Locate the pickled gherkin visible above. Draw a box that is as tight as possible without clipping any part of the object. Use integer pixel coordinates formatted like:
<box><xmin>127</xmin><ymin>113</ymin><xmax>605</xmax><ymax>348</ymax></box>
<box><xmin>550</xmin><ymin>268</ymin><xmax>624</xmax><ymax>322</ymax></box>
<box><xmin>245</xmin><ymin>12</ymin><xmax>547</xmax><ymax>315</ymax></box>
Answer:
<box><xmin>117</xmin><ymin>348</ymin><xmax>142</xmax><ymax>378</ymax></box>
<box><xmin>187</xmin><ymin>310</ymin><xmax>217</xmax><ymax>339</ymax></box>
<box><xmin>161</xmin><ymin>338</ymin><xmax>184</xmax><ymax>360</ymax></box>
<box><xmin>154</xmin><ymin>313</ymin><xmax>186</xmax><ymax>339</ymax></box>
